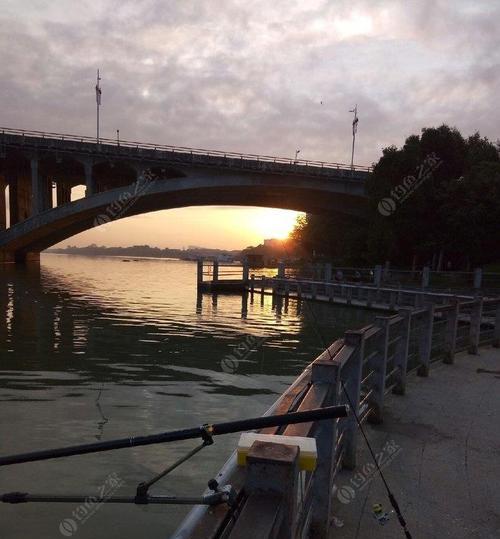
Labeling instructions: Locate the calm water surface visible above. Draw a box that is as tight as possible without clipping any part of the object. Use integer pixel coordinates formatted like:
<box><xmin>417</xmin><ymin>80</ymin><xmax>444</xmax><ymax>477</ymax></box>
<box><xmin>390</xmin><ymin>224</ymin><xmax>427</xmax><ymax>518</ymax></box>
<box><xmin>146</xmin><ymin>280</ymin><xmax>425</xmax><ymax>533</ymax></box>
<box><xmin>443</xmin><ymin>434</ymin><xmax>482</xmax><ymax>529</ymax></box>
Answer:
<box><xmin>0</xmin><ymin>254</ymin><xmax>376</xmax><ymax>538</ymax></box>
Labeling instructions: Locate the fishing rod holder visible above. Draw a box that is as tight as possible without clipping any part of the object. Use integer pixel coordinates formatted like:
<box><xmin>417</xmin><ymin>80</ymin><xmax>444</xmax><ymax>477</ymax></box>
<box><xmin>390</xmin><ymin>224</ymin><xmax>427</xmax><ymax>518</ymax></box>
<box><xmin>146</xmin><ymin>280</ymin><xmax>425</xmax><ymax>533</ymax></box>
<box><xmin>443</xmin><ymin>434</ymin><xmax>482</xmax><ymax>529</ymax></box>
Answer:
<box><xmin>135</xmin><ymin>424</ymin><xmax>215</xmax><ymax>503</ymax></box>
<box><xmin>1</xmin><ymin>485</ymin><xmax>237</xmax><ymax>507</ymax></box>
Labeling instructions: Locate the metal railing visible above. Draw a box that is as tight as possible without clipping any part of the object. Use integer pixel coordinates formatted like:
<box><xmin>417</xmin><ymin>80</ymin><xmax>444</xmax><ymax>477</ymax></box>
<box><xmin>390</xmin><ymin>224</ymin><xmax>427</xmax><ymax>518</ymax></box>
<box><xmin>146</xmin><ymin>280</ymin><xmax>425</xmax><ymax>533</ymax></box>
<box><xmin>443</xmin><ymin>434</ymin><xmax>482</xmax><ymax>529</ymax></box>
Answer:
<box><xmin>0</xmin><ymin>126</ymin><xmax>373</xmax><ymax>173</ymax></box>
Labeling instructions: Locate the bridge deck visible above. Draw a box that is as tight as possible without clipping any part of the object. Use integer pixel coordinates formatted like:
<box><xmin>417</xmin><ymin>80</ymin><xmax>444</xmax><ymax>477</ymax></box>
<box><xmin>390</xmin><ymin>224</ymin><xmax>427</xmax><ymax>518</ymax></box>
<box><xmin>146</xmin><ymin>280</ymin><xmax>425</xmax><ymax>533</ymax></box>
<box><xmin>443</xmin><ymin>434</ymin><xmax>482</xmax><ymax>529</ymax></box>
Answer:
<box><xmin>332</xmin><ymin>347</ymin><xmax>500</xmax><ymax>539</ymax></box>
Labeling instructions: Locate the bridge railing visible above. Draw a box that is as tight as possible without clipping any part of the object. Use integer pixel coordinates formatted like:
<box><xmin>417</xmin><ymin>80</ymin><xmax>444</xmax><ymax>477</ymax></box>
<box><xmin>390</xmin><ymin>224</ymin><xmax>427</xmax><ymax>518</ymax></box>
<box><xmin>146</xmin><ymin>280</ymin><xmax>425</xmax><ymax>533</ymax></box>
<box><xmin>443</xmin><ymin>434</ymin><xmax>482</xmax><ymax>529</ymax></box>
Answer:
<box><xmin>173</xmin><ymin>293</ymin><xmax>500</xmax><ymax>539</ymax></box>
<box><xmin>0</xmin><ymin>126</ymin><xmax>373</xmax><ymax>173</ymax></box>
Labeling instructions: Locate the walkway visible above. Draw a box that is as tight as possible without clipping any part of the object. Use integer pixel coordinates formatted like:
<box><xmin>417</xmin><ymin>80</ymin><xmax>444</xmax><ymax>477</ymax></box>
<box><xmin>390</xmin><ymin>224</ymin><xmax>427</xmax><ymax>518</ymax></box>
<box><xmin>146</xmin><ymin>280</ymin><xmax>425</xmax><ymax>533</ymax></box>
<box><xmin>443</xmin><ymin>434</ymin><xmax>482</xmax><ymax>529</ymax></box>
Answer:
<box><xmin>332</xmin><ymin>347</ymin><xmax>500</xmax><ymax>539</ymax></box>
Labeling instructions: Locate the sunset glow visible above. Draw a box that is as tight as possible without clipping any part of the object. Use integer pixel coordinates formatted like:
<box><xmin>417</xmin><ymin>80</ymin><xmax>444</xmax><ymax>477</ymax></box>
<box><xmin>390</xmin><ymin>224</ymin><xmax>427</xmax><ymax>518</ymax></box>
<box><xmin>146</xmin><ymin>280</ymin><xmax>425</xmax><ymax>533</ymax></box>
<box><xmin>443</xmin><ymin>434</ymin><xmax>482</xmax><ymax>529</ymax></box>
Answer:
<box><xmin>249</xmin><ymin>209</ymin><xmax>301</xmax><ymax>240</ymax></box>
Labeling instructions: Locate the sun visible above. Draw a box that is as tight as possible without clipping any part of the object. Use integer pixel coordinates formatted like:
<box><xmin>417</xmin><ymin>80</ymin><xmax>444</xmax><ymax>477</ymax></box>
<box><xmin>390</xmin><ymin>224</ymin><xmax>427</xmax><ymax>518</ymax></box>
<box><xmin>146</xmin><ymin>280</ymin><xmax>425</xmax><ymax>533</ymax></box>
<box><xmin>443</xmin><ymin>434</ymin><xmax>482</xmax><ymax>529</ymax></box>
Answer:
<box><xmin>250</xmin><ymin>209</ymin><xmax>302</xmax><ymax>241</ymax></box>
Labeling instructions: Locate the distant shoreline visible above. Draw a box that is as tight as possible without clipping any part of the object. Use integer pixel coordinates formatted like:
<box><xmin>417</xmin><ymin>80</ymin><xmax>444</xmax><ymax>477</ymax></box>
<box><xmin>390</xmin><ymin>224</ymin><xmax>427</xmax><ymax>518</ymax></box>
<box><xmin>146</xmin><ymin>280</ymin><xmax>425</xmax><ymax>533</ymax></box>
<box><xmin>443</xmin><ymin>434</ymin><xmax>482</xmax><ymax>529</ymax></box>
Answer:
<box><xmin>44</xmin><ymin>252</ymin><xmax>189</xmax><ymax>261</ymax></box>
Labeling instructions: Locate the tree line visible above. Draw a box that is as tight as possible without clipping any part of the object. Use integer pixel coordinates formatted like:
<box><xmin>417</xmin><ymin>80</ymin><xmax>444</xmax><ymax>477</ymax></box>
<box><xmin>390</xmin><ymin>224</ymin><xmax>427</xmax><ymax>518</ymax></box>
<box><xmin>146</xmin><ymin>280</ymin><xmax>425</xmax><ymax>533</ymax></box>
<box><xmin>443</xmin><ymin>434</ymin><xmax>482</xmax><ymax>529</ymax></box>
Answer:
<box><xmin>292</xmin><ymin>125</ymin><xmax>500</xmax><ymax>270</ymax></box>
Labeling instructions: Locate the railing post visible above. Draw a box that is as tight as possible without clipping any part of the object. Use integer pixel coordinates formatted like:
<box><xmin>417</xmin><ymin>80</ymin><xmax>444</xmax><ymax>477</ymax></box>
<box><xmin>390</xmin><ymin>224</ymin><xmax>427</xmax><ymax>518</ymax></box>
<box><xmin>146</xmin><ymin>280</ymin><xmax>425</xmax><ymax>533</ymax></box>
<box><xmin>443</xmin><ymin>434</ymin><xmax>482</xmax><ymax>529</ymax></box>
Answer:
<box><xmin>342</xmin><ymin>331</ymin><xmax>364</xmax><ymax>469</ymax></box>
<box><xmin>277</xmin><ymin>261</ymin><xmax>285</xmax><ymax>279</ymax></box>
<box><xmin>374</xmin><ymin>265</ymin><xmax>382</xmax><ymax>287</ymax></box>
<box><xmin>421</xmin><ymin>266</ymin><xmax>430</xmax><ymax>288</ymax></box>
<box><xmin>346</xmin><ymin>286</ymin><xmax>352</xmax><ymax>306</ymax></box>
<box><xmin>368</xmin><ymin>317</ymin><xmax>390</xmax><ymax>424</ymax></box>
<box><xmin>244</xmin><ymin>441</ymin><xmax>300</xmax><ymax>539</ymax></box>
<box><xmin>417</xmin><ymin>304</ymin><xmax>434</xmax><ymax>377</ymax></box>
<box><xmin>389</xmin><ymin>290</ymin><xmax>396</xmax><ymax>310</ymax></box>
<box><xmin>310</xmin><ymin>359</ymin><xmax>340</xmax><ymax>539</ymax></box>
<box><xmin>324</xmin><ymin>263</ymin><xmax>332</xmax><ymax>282</ymax></box>
<box><xmin>493</xmin><ymin>301</ymin><xmax>500</xmax><ymax>348</ymax></box>
<box><xmin>393</xmin><ymin>309</ymin><xmax>411</xmax><ymax>395</ymax></box>
<box><xmin>366</xmin><ymin>288</ymin><xmax>373</xmax><ymax>308</ymax></box>
<box><xmin>468</xmin><ymin>297</ymin><xmax>483</xmax><ymax>355</ymax></box>
<box><xmin>197</xmin><ymin>259</ymin><xmax>203</xmax><ymax>287</ymax></box>
<box><xmin>213</xmin><ymin>260</ymin><xmax>219</xmax><ymax>284</ymax></box>
<box><xmin>383</xmin><ymin>260</ymin><xmax>390</xmax><ymax>282</ymax></box>
<box><xmin>473</xmin><ymin>268</ymin><xmax>482</xmax><ymax>290</ymax></box>
<box><xmin>242</xmin><ymin>262</ymin><xmax>249</xmax><ymax>284</ymax></box>
<box><xmin>250</xmin><ymin>274</ymin><xmax>255</xmax><ymax>293</ymax></box>
<box><xmin>311</xmin><ymin>282</ymin><xmax>317</xmax><ymax>300</ymax></box>
<box><xmin>443</xmin><ymin>299</ymin><xmax>459</xmax><ymax>364</ymax></box>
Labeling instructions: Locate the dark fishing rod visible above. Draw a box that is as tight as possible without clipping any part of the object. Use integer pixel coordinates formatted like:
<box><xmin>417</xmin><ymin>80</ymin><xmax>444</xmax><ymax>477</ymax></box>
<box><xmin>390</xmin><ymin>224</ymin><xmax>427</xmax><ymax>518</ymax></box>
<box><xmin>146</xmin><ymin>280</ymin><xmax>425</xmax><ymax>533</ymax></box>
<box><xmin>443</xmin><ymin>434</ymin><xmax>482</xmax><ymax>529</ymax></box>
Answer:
<box><xmin>0</xmin><ymin>405</ymin><xmax>348</xmax><ymax>467</ymax></box>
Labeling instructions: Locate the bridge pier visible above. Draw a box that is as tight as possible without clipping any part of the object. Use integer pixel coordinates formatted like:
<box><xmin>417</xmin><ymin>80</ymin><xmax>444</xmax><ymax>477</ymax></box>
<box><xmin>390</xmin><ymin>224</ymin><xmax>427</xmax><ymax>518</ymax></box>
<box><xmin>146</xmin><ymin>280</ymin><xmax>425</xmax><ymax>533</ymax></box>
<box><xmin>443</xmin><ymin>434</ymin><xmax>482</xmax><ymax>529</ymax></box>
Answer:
<box><xmin>56</xmin><ymin>182</ymin><xmax>71</xmax><ymax>206</ymax></box>
<box><xmin>0</xmin><ymin>177</ymin><xmax>6</xmax><ymax>231</ymax></box>
<box><xmin>31</xmin><ymin>157</ymin><xmax>42</xmax><ymax>216</ymax></box>
<box><xmin>0</xmin><ymin>249</ymin><xmax>40</xmax><ymax>264</ymax></box>
<box><xmin>84</xmin><ymin>161</ymin><xmax>95</xmax><ymax>196</ymax></box>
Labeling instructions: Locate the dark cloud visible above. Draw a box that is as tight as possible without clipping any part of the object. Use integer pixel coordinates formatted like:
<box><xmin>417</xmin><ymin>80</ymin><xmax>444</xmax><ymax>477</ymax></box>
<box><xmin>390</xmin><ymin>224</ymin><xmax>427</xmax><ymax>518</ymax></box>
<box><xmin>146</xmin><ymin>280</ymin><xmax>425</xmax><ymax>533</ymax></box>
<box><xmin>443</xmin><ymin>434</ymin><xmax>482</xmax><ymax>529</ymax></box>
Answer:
<box><xmin>1</xmin><ymin>0</ymin><xmax>498</xmax><ymax>166</ymax></box>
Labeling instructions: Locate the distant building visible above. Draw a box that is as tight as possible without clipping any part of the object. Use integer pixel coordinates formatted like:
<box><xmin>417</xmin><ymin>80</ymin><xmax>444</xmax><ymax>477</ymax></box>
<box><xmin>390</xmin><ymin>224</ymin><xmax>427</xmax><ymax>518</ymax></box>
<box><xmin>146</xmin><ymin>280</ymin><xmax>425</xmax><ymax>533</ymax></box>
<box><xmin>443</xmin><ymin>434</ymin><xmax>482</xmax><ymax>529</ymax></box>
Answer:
<box><xmin>242</xmin><ymin>238</ymin><xmax>303</xmax><ymax>267</ymax></box>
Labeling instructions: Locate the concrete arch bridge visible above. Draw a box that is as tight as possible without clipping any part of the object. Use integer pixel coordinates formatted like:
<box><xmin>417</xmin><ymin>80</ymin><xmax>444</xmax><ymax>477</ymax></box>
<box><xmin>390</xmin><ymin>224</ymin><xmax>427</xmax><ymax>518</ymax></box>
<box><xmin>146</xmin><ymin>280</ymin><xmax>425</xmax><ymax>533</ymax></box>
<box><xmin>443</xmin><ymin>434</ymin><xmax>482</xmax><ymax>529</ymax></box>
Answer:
<box><xmin>0</xmin><ymin>128</ymin><xmax>371</xmax><ymax>263</ymax></box>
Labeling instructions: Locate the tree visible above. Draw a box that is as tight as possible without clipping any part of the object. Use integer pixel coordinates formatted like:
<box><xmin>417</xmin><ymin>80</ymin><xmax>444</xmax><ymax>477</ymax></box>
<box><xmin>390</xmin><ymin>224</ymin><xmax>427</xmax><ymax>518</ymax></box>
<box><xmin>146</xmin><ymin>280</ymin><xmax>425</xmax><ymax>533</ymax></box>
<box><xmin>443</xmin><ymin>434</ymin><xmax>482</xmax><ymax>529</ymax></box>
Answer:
<box><xmin>291</xmin><ymin>125</ymin><xmax>500</xmax><ymax>269</ymax></box>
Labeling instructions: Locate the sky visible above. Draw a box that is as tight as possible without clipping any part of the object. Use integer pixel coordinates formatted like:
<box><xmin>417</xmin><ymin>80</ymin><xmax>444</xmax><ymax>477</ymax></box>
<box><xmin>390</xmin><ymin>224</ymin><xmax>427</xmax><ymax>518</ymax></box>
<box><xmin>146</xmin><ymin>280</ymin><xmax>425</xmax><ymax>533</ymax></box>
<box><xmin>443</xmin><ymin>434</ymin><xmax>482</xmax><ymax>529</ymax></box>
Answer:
<box><xmin>1</xmin><ymin>0</ymin><xmax>499</xmax><ymax>249</ymax></box>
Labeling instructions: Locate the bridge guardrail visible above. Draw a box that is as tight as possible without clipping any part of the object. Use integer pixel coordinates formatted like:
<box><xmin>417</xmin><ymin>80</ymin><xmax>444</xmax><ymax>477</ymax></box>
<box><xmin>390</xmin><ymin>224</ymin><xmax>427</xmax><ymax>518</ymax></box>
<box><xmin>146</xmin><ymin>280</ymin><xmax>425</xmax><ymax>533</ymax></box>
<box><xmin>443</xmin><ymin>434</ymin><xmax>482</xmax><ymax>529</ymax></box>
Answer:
<box><xmin>0</xmin><ymin>126</ymin><xmax>373</xmax><ymax>173</ymax></box>
<box><xmin>174</xmin><ymin>290</ymin><xmax>500</xmax><ymax>539</ymax></box>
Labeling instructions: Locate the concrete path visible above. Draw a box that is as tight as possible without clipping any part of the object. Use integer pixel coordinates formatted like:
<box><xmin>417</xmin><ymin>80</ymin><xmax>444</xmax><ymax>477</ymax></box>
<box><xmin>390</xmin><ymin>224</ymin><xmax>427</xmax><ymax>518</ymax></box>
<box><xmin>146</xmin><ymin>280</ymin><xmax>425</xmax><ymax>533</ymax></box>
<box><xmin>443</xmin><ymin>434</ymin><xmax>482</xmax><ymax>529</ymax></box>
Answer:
<box><xmin>331</xmin><ymin>347</ymin><xmax>500</xmax><ymax>539</ymax></box>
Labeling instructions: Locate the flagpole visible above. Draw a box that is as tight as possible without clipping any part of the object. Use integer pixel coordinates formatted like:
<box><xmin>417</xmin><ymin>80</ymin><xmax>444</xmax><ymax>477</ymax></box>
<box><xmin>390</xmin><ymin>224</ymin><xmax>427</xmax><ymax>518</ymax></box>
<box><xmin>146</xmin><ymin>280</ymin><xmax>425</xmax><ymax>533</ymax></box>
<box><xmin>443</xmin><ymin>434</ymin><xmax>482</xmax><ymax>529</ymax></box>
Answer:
<box><xmin>96</xmin><ymin>69</ymin><xmax>101</xmax><ymax>144</ymax></box>
<box><xmin>350</xmin><ymin>104</ymin><xmax>358</xmax><ymax>169</ymax></box>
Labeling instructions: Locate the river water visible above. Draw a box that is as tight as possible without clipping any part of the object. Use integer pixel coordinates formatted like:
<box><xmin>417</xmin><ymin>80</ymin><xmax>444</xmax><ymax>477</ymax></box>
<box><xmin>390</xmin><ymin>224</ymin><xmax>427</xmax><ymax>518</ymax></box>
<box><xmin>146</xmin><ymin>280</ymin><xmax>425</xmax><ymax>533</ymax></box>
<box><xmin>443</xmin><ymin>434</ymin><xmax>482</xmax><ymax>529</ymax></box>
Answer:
<box><xmin>0</xmin><ymin>254</ymin><xmax>376</xmax><ymax>539</ymax></box>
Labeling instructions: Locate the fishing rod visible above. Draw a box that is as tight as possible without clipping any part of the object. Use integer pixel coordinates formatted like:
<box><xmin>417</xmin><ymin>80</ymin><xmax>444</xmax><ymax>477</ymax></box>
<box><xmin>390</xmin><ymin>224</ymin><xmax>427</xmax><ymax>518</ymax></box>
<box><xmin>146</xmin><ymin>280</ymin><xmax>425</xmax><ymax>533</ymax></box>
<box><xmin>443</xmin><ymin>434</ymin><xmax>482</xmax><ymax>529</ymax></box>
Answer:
<box><xmin>0</xmin><ymin>405</ymin><xmax>347</xmax><ymax>466</ymax></box>
<box><xmin>0</xmin><ymin>405</ymin><xmax>348</xmax><ymax>508</ymax></box>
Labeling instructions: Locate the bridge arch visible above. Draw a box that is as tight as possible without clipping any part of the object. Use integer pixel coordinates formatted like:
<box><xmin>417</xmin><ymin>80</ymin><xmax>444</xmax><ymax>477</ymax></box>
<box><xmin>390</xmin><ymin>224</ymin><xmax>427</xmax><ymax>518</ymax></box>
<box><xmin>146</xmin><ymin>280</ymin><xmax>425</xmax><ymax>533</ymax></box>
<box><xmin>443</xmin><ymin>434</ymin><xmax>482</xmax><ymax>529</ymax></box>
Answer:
<box><xmin>0</xmin><ymin>171</ymin><xmax>367</xmax><ymax>263</ymax></box>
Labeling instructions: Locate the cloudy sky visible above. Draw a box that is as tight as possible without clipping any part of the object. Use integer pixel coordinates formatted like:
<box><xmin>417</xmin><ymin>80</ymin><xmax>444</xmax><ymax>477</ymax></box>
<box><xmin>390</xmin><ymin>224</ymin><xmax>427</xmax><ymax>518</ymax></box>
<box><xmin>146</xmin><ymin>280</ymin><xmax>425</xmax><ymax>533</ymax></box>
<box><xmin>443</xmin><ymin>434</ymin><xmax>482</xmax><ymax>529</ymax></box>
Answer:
<box><xmin>1</xmin><ymin>0</ymin><xmax>499</xmax><ymax>249</ymax></box>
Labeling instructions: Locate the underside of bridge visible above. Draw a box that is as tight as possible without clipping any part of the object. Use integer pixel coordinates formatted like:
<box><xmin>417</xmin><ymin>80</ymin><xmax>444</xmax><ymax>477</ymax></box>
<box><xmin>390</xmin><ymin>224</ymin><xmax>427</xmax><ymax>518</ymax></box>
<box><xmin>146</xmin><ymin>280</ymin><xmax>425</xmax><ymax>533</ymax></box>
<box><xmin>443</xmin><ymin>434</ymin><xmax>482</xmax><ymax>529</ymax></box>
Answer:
<box><xmin>0</xmin><ymin>131</ymin><xmax>370</xmax><ymax>263</ymax></box>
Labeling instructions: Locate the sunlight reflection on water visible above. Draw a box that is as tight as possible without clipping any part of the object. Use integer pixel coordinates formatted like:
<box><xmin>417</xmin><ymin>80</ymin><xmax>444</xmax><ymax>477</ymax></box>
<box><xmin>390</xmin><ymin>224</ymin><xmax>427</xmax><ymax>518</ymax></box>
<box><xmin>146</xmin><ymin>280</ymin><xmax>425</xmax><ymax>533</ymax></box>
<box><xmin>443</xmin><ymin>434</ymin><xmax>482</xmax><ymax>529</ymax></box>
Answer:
<box><xmin>0</xmin><ymin>254</ymin><xmax>376</xmax><ymax>539</ymax></box>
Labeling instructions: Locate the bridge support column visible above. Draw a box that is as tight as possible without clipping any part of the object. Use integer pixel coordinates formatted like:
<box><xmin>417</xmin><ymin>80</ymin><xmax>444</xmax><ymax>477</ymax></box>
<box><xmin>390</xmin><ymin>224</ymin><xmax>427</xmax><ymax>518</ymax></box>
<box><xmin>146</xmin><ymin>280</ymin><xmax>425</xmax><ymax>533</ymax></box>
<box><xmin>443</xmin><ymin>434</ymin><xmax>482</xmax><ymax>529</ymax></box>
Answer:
<box><xmin>0</xmin><ymin>177</ymin><xmax>6</xmax><ymax>231</ymax></box>
<box><xmin>56</xmin><ymin>183</ymin><xmax>71</xmax><ymax>206</ymax></box>
<box><xmin>84</xmin><ymin>161</ymin><xmax>95</xmax><ymax>196</ymax></box>
<box><xmin>31</xmin><ymin>157</ymin><xmax>43</xmax><ymax>216</ymax></box>
<box><xmin>6</xmin><ymin>170</ymin><xmax>18</xmax><ymax>225</ymax></box>
<box><xmin>41</xmin><ymin>174</ymin><xmax>53</xmax><ymax>212</ymax></box>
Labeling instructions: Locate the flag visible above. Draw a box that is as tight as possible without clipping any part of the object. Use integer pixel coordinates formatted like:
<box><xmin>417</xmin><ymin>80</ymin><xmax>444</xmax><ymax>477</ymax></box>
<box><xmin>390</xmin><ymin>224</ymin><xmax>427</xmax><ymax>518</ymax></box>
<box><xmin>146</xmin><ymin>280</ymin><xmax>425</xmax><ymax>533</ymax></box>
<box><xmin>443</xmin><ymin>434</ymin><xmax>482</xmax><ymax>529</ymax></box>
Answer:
<box><xmin>96</xmin><ymin>84</ymin><xmax>102</xmax><ymax>106</ymax></box>
<box><xmin>352</xmin><ymin>114</ymin><xmax>358</xmax><ymax>136</ymax></box>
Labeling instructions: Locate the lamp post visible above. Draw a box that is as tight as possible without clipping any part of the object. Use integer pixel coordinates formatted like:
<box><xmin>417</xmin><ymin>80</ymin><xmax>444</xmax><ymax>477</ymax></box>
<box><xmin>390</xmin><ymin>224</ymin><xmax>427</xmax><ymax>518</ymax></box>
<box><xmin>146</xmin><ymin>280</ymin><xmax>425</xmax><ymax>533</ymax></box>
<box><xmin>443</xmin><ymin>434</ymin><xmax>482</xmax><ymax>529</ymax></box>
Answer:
<box><xmin>294</xmin><ymin>149</ymin><xmax>301</xmax><ymax>163</ymax></box>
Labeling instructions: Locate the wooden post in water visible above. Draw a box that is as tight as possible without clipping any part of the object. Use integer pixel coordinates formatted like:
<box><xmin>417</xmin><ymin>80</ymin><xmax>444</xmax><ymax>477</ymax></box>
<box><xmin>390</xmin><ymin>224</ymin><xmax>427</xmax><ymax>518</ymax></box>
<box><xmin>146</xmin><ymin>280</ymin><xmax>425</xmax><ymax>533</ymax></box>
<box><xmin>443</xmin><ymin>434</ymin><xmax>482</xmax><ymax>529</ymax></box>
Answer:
<box><xmin>242</xmin><ymin>262</ymin><xmax>249</xmax><ymax>284</ymax></box>
<box><xmin>197</xmin><ymin>259</ymin><xmax>203</xmax><ymax>288</ymax></box>
<box><xmin>212</xmin><ymin>260</ymin><xmax>219</xmax><ymax>285</ymax></box>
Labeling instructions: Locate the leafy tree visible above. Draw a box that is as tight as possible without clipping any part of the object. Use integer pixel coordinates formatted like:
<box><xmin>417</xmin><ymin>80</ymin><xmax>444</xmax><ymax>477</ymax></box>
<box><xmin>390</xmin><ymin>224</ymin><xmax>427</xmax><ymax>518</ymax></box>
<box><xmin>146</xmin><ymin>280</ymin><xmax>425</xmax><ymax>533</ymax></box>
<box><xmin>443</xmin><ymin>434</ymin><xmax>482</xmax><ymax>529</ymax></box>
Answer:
<box><xmin>292</xmin><ymin>125</ymin><xmax>500</xmax><ymax>269</ymax></box>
